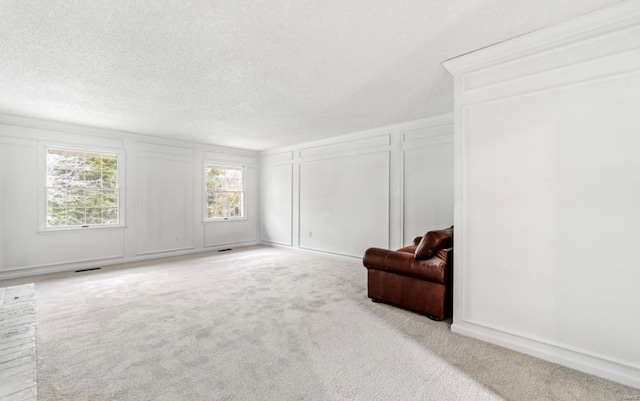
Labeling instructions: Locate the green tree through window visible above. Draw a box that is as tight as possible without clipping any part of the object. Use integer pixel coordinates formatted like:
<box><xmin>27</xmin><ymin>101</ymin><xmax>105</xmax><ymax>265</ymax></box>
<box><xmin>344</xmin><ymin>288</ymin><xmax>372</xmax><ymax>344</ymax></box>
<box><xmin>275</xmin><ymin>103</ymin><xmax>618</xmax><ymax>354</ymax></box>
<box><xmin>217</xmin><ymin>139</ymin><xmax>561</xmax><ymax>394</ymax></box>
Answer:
<box><xmin>46</xmin><ymin>148</ymin><xmax>119</xmax><ymax>227</ymax></box>
<box><xmin>206</xmin><ymin>165</ymin><xmax>244</xmax><ymax>219</ymax></box>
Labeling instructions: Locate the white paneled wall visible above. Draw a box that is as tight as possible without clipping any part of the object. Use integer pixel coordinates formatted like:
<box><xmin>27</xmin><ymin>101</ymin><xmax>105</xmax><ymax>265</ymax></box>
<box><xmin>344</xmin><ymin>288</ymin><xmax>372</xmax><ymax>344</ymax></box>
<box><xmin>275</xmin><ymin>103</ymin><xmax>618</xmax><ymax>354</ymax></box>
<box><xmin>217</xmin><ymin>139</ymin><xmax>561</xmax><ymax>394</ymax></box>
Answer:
<box><xmin>0</xmin><ymin>112</ymin><xmax>451</xmax><ymax>275</ymax></box>
<box><xmin>1</xmin><ymin>134</ymin><xmax>126</xmax><ymax>269</ymax></box>
<box><xmin>402</xmin><ymin>122</ymin><xmax>454</xmax><ymax>243</ymax></box>
<box><xmin>444</xmin><ymin>1</ymin><xmax>640</xmax><ymax>388</ymax></box>
<box><xmin>260</xmin><ymin>161</ymin><xmax>293</xmax><ymax>246</ymax></box>
<box><xmin>299</xmin><ymin>150</ymin><xmax>390</xmax><ymax>256</ymax></box>
<box><xmin>260</xmin><ymin>114</ymin><xmax>454</xmax><ymax>258</ymax></box>
<box><xmin>0</xmin><ymin>115</ymin><xmax>260</xmax><ymax>278</ymax></box>
<box><xmin>137</xmin><ymin>144</ymin><xmax>196</xmax><ymax>255</ymax></box>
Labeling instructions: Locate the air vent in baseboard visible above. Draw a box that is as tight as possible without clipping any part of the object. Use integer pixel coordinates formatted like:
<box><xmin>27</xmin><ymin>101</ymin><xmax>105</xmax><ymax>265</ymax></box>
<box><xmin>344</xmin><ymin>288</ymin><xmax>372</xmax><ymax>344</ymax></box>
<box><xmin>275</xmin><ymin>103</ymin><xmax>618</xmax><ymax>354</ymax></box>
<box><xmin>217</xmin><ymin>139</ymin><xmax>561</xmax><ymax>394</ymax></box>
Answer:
<box><xmin>74</xmin><ymin>267</ymin><xmax>101</xmax><ymax>273</ymax></box>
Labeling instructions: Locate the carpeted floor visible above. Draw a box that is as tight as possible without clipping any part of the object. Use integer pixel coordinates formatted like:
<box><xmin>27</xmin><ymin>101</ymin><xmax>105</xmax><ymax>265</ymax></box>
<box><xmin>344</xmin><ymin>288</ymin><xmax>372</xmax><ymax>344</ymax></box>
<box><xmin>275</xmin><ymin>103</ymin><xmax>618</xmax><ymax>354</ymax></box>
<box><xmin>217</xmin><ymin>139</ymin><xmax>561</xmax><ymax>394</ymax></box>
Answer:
<box><xmin>1</xmin><ymin>246</ymin><xmax>638</xmax><ymax>400</ymax></box>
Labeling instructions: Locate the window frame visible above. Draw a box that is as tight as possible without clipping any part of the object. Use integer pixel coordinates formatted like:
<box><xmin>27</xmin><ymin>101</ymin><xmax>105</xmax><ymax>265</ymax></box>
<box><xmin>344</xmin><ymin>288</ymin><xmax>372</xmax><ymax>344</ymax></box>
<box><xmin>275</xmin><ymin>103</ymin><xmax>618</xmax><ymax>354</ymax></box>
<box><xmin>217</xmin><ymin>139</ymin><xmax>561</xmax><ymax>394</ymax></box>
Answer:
<box><xmin>203</xmin><ymin>162</ymin><xmax>246</xmax><ymax>222</ymax></box>
<box><xmin>39</xmin><ymin>142</ymin><xmax>126</xmax><ymax>232</ymax></box>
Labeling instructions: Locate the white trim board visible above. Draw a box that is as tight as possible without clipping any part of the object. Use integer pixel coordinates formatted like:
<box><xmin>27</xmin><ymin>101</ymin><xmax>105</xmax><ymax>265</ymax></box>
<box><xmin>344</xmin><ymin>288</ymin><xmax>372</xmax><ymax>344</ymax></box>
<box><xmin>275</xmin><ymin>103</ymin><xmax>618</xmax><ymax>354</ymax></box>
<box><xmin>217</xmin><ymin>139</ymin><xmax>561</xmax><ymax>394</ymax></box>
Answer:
<box><xmin>452</xmin><ymin>321</ymin><xmax>640</xmax><ymax>389</ymax></box>
<box><xmin>0</xmin><ymin>241</ymin><xmax>261</xmax><ymax>281</ymax></box>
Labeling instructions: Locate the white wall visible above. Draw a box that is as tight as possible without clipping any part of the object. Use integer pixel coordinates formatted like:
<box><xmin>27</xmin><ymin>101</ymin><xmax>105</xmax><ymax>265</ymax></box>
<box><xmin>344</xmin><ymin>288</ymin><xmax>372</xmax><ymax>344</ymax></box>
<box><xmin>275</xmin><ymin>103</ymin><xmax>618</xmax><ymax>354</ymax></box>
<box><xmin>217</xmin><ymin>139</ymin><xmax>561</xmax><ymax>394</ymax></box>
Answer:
<box><xmin>299</xmin><ymin>148</ymin><xmax>389</xmax><ymax>256</ymax></box>
<box><xmin>260</xmin><ymin>114</ymin><xmax>454</xmax><ymax>258</ymax></box>
<box><xmin>137</xmin><ymin>143</ymin><xmax>196</xmax><ymax>255</ymax></box>
<box><xmin>260</xmin><ymin>162</ymin><xmax>293</xmax><ymax>246</ymax></box>
<box><xmin>0</xmin><ymin>115</ymin><xmax>259</xmax><ymax>279</ymax></box>
<box><xmin>444</xmin><ymin>1</ymin><xmax>640</xmax><ymax>388</ymax></box>
<box><xmin>402</xmin><ymin>124</ymin><xmax>454</xmax><ymax>243</ymax></box>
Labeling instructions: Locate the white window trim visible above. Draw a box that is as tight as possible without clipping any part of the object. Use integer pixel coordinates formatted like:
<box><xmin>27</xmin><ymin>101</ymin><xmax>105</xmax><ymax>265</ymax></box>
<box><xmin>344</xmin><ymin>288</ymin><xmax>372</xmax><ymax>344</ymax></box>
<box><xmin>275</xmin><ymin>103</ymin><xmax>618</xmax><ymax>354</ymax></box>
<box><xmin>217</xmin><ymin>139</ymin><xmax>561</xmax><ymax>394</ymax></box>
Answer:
<box><xmin>38</xmin><ymin>141</ymin><xmax>126</xmax><ymax>232</ymax></box>
<box><xmin>203</xmin><ymin>161</ymin><xmax>247</xmax><ymax>222</ymax></box>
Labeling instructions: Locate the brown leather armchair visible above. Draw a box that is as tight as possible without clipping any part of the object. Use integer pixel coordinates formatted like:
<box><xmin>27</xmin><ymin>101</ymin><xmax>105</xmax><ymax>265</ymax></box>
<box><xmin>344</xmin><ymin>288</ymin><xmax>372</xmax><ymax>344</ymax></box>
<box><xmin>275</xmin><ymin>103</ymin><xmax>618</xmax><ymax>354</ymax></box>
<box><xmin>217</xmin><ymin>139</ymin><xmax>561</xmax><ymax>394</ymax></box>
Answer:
<box><xmin>363</xmin><ymin>226</ymin><xmax>453</xmax><ymax>321</ymax></box>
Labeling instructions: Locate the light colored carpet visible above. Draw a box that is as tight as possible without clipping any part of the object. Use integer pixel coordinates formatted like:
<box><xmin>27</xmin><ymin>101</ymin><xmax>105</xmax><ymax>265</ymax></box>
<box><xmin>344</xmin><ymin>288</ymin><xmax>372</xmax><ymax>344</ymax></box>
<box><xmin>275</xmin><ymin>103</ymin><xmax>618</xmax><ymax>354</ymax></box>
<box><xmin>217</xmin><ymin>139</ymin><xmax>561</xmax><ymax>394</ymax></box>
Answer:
<box><xmin>1</xmin><ymin>246</ymin><xmax>638</xmax><ymax>400</ymax></box>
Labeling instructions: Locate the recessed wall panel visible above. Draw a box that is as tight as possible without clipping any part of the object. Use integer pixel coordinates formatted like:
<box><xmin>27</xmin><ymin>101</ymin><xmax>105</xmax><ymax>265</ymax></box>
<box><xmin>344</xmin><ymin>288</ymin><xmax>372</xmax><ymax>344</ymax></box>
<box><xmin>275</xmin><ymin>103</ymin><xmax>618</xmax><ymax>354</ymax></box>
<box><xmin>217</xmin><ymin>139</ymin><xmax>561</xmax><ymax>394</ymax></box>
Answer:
<box><xmin>464</xmin><ymin>75</ymin><xmax>640</xmax><ymax>365</ymax></box>
<box><xmin>299</xmin><ymin>152</ymin><xmax>389</xmax><ymax>257</ymax></box>
<box><xmin>260</xmin><ymin>164</ymin><xmax>293</xmax><ymax>245</ymax></box>
<box><xmin>403</xmin><ymin>142</ymin><xmax>453</xmax><ymax>243</ymax></box>
<box><xmin>137</xmin><ymin>156</ymin><xmax>195</xmax><ymax>255</ymax></box>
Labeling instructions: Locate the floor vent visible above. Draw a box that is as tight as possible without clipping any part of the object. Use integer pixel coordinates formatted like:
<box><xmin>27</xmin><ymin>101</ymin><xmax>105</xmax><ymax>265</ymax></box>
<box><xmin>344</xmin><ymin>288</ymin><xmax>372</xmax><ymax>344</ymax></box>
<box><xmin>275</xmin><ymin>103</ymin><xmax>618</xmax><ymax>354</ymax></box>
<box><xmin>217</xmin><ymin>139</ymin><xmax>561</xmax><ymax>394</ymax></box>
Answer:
<box><xmin>74</xmin><ymin>267</ymin><xmax>102</xmax><ymax>273</ymax></box>
<box><xmin>218</xmin><ymin>248</ymin><xmax>233</xmax><ymax>252</ymax></box>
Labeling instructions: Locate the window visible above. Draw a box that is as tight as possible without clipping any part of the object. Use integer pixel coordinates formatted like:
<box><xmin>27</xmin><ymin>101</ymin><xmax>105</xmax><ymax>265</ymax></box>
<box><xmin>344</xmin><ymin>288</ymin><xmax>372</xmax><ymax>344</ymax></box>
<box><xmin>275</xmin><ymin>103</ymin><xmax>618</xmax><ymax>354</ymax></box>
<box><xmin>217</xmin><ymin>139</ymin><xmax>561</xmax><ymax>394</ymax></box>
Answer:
<box><xmin>205</xmin><ymin>164</ymin><xmax>244</xmax><ymax>219</ymax></box>
<box><xmin>46</xmin><ymin>147</ymin><xmax>120</xmax><ymax>228</ymax></box>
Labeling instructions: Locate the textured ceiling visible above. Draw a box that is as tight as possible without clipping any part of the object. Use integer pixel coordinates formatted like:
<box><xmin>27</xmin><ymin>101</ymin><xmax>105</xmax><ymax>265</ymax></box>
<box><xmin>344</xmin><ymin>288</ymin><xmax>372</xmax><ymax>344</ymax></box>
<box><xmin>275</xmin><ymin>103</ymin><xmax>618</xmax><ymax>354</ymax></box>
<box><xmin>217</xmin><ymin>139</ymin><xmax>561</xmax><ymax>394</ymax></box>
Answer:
<box><xmin>0</xmin><ymin>0</ymin><xmax>623</xmax><ymax>150</ymax></box>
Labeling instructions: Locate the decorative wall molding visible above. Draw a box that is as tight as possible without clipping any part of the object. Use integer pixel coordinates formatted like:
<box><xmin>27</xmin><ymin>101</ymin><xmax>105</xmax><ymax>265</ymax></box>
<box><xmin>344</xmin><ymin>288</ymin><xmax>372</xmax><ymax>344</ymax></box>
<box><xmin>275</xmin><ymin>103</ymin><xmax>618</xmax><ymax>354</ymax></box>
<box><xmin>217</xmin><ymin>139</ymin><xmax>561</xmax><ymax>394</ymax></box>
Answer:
<box><xmin>260</xmin><ymin>151</ymin><xmax>293</xmax><ymax>166</ymax></box>
<box><xmin>0</xmin><ymin>114</ymin><xmax>259</xmax><ymax>275</ymax></box>
<box><xmin>260</xmin><ymin>151</ymin><xmax>294</xmax><ymax>166</ymax></box>
<box><xmin>461</xmin><ymin>50</ymin><xmax>640</xmax><ymax>106</ymax></box>
<box><xmin>297</xmin><ymin>148</ymin><xmax>391</xmax><ymax>257</ymax></box>
<box><xmin>260</xmin><ymin>113</ymin><xmax>454</xmax><ymax>259</ymax></box>
<box><xmin>298</xmin><ymin>134</ymin><xmax>391</xmax><ymax>161</ymax></box>
<box><xmin>205</xmin><ymin>150</ymin><xmax>258</xmax><ymax>166</ymax></box>
<box><xmin>400</xmin><ymin>115</ymin><xmax>454</xmax><ymax>246</ymax></box>
<box><xmin>402</xmin><ymin>114</ymin><xmax>453</xmax><ymax>141</ymax></box>
<box><xmin>444</xmin><ymin>0</ymin><xmax>640</xmax><ymax>389</ymax></box>
<box><xmin>0</xmin><ymin>133</ymin><xmax>38</xmax><ymax>147</ymax></box>
<box><xmin>260</xmin><ymin>114</ymin><xmax>453</xmax><ymax>156</ymax></box>
<box><xmin>443</xmin><ymin>1</ymin><xmax>640</xmax><ymax>75</ymax></box>
<box><xmin>0</xmin><ymin>113</ymin><xmax>257</xmax><ymax>158</ymax></box>
<box><xmin>445</xmin><ymin>2</ymin><xmax>640</xmax><ymax>106</ymax></box>
<box><xmin>402</xmin><ymin>126</ymin><xmax>451</xmax><ymax>143</ymax></box>
<box><xmin>260</xmin><ymin>163</ymin><xmax>294</xmax><ymax>246</ymax></box>
<box><xmin>138</xmin><ymin>142</ymin><xmax>196</xmax><ymax>160</ymax></box>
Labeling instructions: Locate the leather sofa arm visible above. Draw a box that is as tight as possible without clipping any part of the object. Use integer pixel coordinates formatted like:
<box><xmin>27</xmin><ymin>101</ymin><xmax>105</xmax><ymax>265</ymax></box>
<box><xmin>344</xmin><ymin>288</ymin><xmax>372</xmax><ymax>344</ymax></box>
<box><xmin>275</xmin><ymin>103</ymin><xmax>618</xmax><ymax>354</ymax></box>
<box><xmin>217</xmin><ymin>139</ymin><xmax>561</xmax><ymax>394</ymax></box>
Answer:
<box><xmin>363</xmin><ymin>248</ymin><xmax>392</xmax><ymax>269</ymax></box>
<box><xmin>384</xmin><ymin>251</ymin><xmax>448</xmax><ymax>284</ymax></box>
<box><xmin>413</xmin><ymin>236</ymin><xmax>422</xmax><ymax>246</ymax></box>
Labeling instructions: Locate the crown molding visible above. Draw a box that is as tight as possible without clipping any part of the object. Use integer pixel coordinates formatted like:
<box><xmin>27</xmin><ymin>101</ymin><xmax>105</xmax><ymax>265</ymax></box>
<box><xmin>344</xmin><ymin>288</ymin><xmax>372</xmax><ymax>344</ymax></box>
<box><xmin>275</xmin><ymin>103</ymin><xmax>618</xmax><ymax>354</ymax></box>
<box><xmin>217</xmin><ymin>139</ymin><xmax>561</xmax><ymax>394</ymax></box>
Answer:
<box><xmin>443</xmin><ymin>0</ymin><xmax>640</xmax><ymax>75</ymax></box>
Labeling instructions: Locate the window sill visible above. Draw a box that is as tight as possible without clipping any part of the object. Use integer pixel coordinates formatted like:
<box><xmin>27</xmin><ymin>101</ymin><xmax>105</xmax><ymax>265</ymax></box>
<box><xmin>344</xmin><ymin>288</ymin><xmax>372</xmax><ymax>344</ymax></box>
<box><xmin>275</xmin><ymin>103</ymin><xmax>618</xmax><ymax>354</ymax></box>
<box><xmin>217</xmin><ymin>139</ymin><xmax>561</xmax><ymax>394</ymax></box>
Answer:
<box><xmin>203</xmin><ymin>217</ymin><xmax>248</xmax><ymax>223</ymax></box>
<box><xmin>37</xmin><ymin>224</ymin><xmax>127</xmax><ymax>234</ymax></box>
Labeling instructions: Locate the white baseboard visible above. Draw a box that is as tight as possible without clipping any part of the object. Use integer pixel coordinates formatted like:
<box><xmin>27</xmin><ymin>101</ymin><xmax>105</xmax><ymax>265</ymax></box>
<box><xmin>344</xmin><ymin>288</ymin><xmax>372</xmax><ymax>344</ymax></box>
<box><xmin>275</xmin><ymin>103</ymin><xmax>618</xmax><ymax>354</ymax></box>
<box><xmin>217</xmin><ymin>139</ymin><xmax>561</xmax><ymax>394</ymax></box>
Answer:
<box><xmin>452</xmin><ymin>320</ymin><xmax>640</xmax><ymax>389</ymax></box>
<box><xmin>260</xmin><ymin>241</ymin><xmax>362</xmax><ymax>263</ymax></box>
<box><xmin>0</xmin><ymin>241</ymin><xmax>261</xmax><ymax>280</ymax></box>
